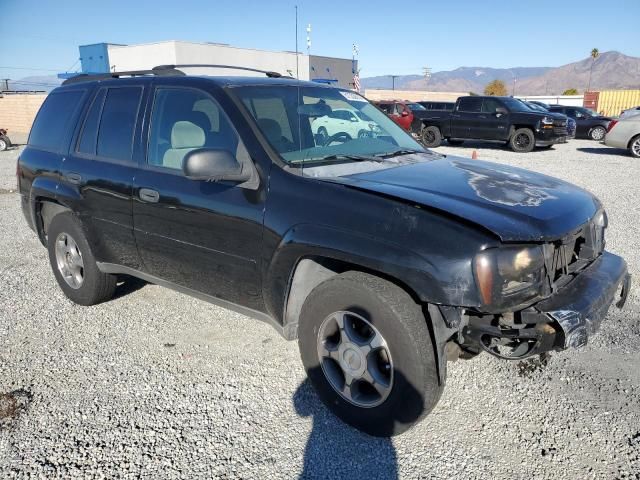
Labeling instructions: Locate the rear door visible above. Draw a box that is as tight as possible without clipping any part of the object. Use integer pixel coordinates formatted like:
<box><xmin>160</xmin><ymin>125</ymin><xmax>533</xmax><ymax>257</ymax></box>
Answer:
<box><xmin>60</xmin><ymin>82</ymin><xmax>145</xmax><ymax>269</ymax></box>
<box><xmin>132</xmin><ymin>85</ymin><xmax>266</xmax><ymax>310</ymax></box>
<box><xmin>480</xmin><ymin>97</ymin><xmax>510</xmax><ymax>140</ymax></box>
<box><xmin>451</xmin><ymin>97</ymin><xmax>483</xmax><ymax>138</ymax></box>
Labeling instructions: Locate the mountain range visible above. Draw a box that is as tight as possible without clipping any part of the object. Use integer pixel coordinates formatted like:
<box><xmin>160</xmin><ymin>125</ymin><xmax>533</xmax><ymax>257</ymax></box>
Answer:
<box><xmin>361</xmin><ymin>51</ymin><xmax>640</xmax><ymax>95</ymax></box>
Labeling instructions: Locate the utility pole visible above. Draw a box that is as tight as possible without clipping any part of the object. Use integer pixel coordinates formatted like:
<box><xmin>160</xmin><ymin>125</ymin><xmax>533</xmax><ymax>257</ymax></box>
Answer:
<box><xmin>306</xmin><ymin>24</ymin><xmax>311</xmax><ymax>55</ymax></box>
<box><xmin>422</xmin><ymin>67</ymin><xmax>432</xmax><ymax>88</ymax></box>
<box><xmin>390</xmin><ymin>75</ymin><xmax>399</xmax><ymax>90</ymax></box>
<box><xmin>295</xmin><ymin>5</ymin><xmax>299</xmax><ymax>79</ymax></box>
<box><xmin>1</xmin><ymin>79</ymin><xmax>9</xmax><ymax>92</ymax></box>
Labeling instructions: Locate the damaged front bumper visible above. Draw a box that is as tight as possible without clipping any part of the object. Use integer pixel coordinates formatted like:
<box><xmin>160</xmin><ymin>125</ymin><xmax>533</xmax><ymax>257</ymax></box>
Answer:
<box><xmin>462</xmin><ymin>251</ymin><xmax>630</xmax><ymax>359</ymax></box>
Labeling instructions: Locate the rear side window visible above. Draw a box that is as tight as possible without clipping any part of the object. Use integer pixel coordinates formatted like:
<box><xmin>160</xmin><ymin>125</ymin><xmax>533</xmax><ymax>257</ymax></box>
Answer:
<box><xmin>29</xmin><ymin>90</ymin><xmax>85</xmax><ymax>152</ymax></box>
<box><xmin>77</xmin><ymin>89</ymin><xmax>106</xmax><ymax>155</ymax></box>
<box><xmin>457</xmin><ymin>97</ymin><xmax>483</xmax><ymax>112</ymax></box>
<box><xmin>96</xmin><ymin>87</ymin><xmax>142</xmax><ymax>161</ymax></box>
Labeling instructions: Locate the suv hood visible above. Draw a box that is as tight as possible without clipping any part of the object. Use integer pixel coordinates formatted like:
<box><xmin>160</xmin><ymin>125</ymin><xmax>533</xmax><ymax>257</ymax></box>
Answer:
<box><xmin>334</xmin><ymin>156</ymin><xmax>599</xmax><ymax>242</ymax></box>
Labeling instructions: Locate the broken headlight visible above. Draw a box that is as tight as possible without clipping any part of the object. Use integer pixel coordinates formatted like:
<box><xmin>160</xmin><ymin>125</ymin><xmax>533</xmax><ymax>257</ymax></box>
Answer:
<box><xmin>474</xmin><ymin>246</ymin><xmax>546</xmax><ymax>309</ymax></box>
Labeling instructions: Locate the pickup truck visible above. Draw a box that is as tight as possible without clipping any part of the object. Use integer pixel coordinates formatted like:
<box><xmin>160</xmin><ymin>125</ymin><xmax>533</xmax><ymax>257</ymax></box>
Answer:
<box><xmin>415</xmin><ymin>96</ymin><xmax>569</xmax><ymax>152</ymax></box>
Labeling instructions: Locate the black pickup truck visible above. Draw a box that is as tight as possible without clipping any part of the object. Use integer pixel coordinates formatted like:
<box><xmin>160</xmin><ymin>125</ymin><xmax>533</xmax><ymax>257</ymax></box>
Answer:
<box><xmin>415</xmin><ymin>96</ymin><xmax>569</xmax><ymax>152</ymax></box>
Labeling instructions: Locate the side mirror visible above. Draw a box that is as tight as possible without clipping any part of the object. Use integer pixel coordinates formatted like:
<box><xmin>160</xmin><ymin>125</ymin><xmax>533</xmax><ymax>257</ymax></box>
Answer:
<box><xmin>182</xmin><ymin>148</ymin><xmax>250</xmax><ymax>182</ymax></box>
<box><xmin>495</xmin><ymin>107</ymin><xmax>508</xmax><ymax>116</ymax></box>
<box><xmin>401</xmin><ymin>110</ymin><xmax>409</xmax><ymax>117</ymax></box>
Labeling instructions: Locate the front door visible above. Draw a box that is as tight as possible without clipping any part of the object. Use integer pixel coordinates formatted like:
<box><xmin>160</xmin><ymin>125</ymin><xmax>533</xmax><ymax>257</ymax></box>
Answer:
<box><xmin>479</xmin><ymin>98</ymin><xmax>510</xmax><ymax>140</ymax></box>
<box><xmin>132</xmin><ymin>85</ymin><xmax>266</xmax><ymax>310</ymax></box>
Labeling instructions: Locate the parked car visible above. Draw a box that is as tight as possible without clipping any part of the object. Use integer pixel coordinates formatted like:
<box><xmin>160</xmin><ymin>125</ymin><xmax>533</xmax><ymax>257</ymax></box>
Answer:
<box><xmin>547</xmin><ymin>105</ymin><xmax>613</xmax><ymax>141</ymax></box>
<box><xmin>521</xmin><ymin>101</ymin><xmax>576</xmax><ymax>139</ymax></box>
<box><xmin>311</xmin><ymin>108</ymin><xmax>380</xmax><ymax>140</ymax></box>
<box><xmin>18</xmin><ymin>66</ymin><xmax>630</xmax><ymax>437</ymax></box>
<box><xmin>372</xmin><ymin>100</ymin><xmax>414</xmax><ymax>131</ymax></box>
<box><xmin>0</xmin><ymin>128</ymin><xmax>11</xmax><ymax>151</ymax></box>
<box><xmin>620</xmin><ymin>106</ymin><xmax>640</xmax><ymax>119</ymax></box>
<box><xmin>417</xmin><ymin>96</ymin><xmax>569</xmax><ymax>152</ymax></box>
<box><xmin>418</xmin><ymin>101</ymin><xmax>455</xmax><ymax>111</ymax></box>
<box><xmin>604</xmin><ymin>115</ymin><xmax>640</xmax><ymax>158</ymax></box>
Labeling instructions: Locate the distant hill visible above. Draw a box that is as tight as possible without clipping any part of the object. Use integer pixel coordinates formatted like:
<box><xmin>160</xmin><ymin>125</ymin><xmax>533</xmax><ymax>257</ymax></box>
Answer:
<box><xmin>362</xmin><ymin>51</ymin><xmax>640</xmax><ymax>95</ymax></box>
<box><xmin>6</xmin><ymin>76</ymin><xmax>62</xmax><ymax>93</ymax></box>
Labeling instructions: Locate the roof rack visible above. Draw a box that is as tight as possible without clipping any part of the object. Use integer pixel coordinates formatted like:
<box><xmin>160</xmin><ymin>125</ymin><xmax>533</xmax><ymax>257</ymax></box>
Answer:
<box><xmin>62</xmin><ymin>67</ymin><xmax>185</xmax><ymax>85</ymax></box>
<box><xmin>62</xmin><ymin>64</ymin><xmax>288</xmax><ymax>85</ymax></box>
<box><xmin>153</xmin><ymin>64</ymin><xmax>286</xmax><ymax>78</ymax></box>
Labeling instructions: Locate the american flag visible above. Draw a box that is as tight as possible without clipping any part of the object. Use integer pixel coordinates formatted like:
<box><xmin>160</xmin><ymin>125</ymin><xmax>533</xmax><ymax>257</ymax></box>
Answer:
<box><xmin>353</xmin><ymin>73</ymin><xmax>361</xmax><ymax>92</ymax></box>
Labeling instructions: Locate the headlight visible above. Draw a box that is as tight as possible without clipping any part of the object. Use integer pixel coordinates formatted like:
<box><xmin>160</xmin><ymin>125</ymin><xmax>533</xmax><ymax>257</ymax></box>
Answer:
<box><xmin>541</xmin><ymin>116</ymin><xmax>554</xmax><ymax>125</ymax></box>
<box><xmin>474</xmin><ymin>246</ymin><xmax>546</xmax><ymax>308</ymax></box>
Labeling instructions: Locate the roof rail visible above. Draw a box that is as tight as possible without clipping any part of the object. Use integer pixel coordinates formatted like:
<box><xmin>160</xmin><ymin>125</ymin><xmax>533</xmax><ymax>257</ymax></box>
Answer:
<box><xmin>153</xmin><ymin>64</ymin><xmax>286</xmax><ymax>78</ymax></box>
<box><xmin>62</xmin><ymin>67</ymin><xmax>184</xmax><ymax>85</ymax></box>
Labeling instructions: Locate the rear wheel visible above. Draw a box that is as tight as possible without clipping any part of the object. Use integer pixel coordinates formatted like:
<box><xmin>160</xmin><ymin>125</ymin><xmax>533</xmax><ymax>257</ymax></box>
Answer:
<box><xmin>509</xmin><ymin>128</ymin><xmax>535</xmax><ymax>153</ymax></box>
<box><xmin>590</xmin><ymin>126</ymin><xmax>606</xmax><ymax>141</ymax></box>
<box><xmin>0</xmin><ymin>135</ymin><xmax>10</xmax><ymax>151</ymax></box>
<box><xmin>47</xmin><ymin>213</ymin><xmax>117</xmax><ymax>305</ymax></box>
<box><xmin>298</xmin><ymin>271</ymin><xmax>443</xmax><ymax>437</ymax></box>
<box><xmin>420</xmin><ymin>126</ymin><xmax>442</xmax><ymax>148</ymax></box>
<box><xmin>630</xmin><ymin>135</ymin><xmax>640</xmax><ymax>158</ymax></box>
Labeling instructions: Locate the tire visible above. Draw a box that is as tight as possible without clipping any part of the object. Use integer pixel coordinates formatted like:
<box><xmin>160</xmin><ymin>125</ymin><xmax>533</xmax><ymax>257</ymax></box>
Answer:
<box><xmin>509</xmin><ymin>128</ymin><xmax>535</xmax><ymax>153</ymax></box>
<box><xmin>590</xmin><ymin>125</ymin><xmax>606</xmax><ymax>141</ymax></box>
<box><xmin>47</xmin><ymin>212</ymin><xmax>117</xmax><ymax>306</ymax></box>
<box><xmin>357</xmin><ymin>129</ymin><xmax>370</xmax><ymax>139</ymax></box>
<box><xmin>420</xmin><ymin>126</ymin><xmax>442</xmax><ymax>148</ymax></box>
<box><xmin>298</xmin><ymin>271</ymin><xmax>443</xmax><ymax>437</ymax></box>
<box><xmin>630</xmin><ymin>135</ymin><xmax>640</xmax><ymax>158</ymax></box>
<box><xmin>447</xmin><ymin>139</ymin><xmax>464</xmax><ymax>146</ymax></box>
<box><xmin>0</xmin><ymin>135</ymin><xmax>9</xmax><ymax>151</ymax></box>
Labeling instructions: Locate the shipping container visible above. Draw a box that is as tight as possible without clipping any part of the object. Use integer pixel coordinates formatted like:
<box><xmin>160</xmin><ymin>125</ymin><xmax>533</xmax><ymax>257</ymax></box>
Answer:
<box><xmin>586</xmin><ymin>90</ymin><xmax>640</xmax><ymax>117</ymax></box>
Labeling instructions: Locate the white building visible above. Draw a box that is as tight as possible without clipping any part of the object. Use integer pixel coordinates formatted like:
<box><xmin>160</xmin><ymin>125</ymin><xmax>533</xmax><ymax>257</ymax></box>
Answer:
<box><xmin>78</xmin><ymin>41</ymin><xmax>356</xmax><ymax>89</ymax></box>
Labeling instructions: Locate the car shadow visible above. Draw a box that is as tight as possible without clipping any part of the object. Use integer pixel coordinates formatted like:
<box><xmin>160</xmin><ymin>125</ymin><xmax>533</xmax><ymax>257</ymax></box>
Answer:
<box><xmin>293</xmin><ymin>378</ymin><xmax>400</xmax><ymax>479</ymax></box>
<box><xmin>577</xmin><ymin>147</ymin><xmax>629</xmax><ymax>156</ymax></box>
<box><xmin>112</xmin><ymin>275</ymin><xmax>147</xmax><ymax>300</ymax></box>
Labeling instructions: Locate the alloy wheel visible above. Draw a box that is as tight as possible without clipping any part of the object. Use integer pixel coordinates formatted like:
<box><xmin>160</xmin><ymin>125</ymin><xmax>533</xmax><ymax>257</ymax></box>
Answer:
<box><xmin>316</xmin><ymin>311</ymin><xmax>393</xmax><ymax>408</ymax></box>
<box><xmin>631</xmin><ymin>138</ymin><xmax>640</xmax><ymax>157</ymax></box>
<box><xmin>591</xmin><ymin>127</ymin><xmax>606</xmax><ymax>141</ymax></box>
<box><xmin>515</xmin><ymin>133</ymin><xmax>531</xmax><ymax>149</ymax></box>
<box><xmin>54</xmin><ymin>232</ymin><xmax>84</xmax><ymax>289</ymax></box>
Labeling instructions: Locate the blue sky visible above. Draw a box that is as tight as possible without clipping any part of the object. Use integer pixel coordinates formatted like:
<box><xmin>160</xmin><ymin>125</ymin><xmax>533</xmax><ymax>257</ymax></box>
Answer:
<box><xmin>2</xmin><ymin>0</ymin><xmax>639</xmax><ymax>83</ymax></box>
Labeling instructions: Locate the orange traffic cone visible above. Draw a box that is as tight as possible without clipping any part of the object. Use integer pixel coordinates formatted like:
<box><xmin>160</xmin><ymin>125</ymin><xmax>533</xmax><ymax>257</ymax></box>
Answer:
<box><xmin>471</xmin><ymin>150</ymin><xmax>478</xmax><ymax>160</ymax></box>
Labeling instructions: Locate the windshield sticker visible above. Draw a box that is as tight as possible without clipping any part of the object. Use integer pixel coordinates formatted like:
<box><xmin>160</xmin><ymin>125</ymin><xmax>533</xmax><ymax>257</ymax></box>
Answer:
<box><xmin>452</xmin><ymin>161</ymin><xmax>559</xmax><ymax>207</ymax></box>
<box><xmin>339</xmin><ymin>91</ymin><xmax>367</xmax><ymax>102</ymax></box>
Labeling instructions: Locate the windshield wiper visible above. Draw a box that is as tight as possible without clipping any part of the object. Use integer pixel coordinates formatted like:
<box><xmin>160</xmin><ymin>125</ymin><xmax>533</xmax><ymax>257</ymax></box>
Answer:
<box><xmin>375</xmin><ymin>149</ymin><xmax>424</xmax><ymax>159</ymax></box>
<box><xmin>305</xmin><ymin>154</ymin><xmax>390</xmax><ymax>163</ymax></box>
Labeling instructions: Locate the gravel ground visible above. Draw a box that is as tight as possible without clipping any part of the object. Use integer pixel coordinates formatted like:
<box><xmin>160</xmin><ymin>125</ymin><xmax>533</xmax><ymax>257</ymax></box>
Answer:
<box><xmin>1</xmin><ymin>140</ymin><xmax>639</xmax><ymax>479</ymax></box>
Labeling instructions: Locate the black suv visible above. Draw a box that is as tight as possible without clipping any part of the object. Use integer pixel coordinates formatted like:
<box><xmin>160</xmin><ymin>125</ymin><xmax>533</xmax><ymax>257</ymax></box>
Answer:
<box><xmin>18</xmin><ymin>66</ymin><xmax>630</xmax><ymax>437</ymax></box>
<box><xmin>547</xmin><ymin>105</ymin><xmax>612</xmax><ymax>141</ymax></box>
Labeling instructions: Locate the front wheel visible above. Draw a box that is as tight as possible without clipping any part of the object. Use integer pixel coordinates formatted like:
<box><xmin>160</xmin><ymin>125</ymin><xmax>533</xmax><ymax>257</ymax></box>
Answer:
<box><xmin>630</xmin><ymin>135</ymin><xmax>640</xmax><ymax>158</ymax></box>
<box><xmin>420</xmin><ymin>126</ymin><xmax>442</xmax><ymax>148</ymax></box>
<box><xmin>590</xmin><ymin>126</ymin><xmax>606</xmax><ymax>141</ymax></box>
<box><xmin>298</xmin><ymin>271</ymin><xmax>443</xmax><ymax>437</ymax></box>
<box><xmin>0</xmin><ymin>135</ymin><xmax>10</xmax><ymax>151</ymax></box>
<box><xmin>509</xmin><ymin>128</ymin><xmax>535</xmax><ymax>153</ymax></box>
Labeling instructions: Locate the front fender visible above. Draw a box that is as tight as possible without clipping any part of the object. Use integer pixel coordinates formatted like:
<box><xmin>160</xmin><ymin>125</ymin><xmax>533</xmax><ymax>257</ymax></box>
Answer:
<box><xmin>262</xmin><ymin>222</ymin><xmax>448</xmax><ymax>324</ymax></box>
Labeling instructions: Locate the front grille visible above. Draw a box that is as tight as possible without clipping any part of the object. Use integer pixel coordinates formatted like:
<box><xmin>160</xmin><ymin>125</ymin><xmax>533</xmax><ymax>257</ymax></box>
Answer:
<box><xmin>553</xmin><ymin>126</ymin><xmax>568</xmax><ymax>136</ymax></box>
<box><xmin>546</xmin><ymin>216</ymin><xmax>605</xmax><ymax>291</ymax></box>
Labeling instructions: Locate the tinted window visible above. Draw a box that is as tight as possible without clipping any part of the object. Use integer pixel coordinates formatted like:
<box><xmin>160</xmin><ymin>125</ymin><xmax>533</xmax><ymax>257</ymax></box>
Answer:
<box><xmin>148</xmin><ymin>88</ymin><xmax>240</xmax><ymax>170</ymax></box>
<box><xmin>481</xmin><ymin>98</ymin><xmax>502</xmax><ymax>113</ymax></box>
<box><xmin>96</xmin><ymin>87</ymin><xmax>142</xmax><ymax>161</ymax></box>
<box><xmin>29</xmin><ymin>90</ymin><xmax>85</xmax><ymax>152</ymax></box>
<box><xmin>77</xmin><ymin>89</ymin><xmax>106</xmax><ymax>155</ymax></box>
<box><xmin>457</xmin><ymin>97</ymin><xmax>483</xmax><ymax>112</ymax></box>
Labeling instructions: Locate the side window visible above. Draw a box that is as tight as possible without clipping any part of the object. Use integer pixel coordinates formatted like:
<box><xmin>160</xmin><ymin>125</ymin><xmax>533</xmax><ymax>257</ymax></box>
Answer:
<box><xmin>565</xmin><ymin>108</ymin><xmax>577</xmax><ymax>118</ymax></box>
<box><xmin>96</xmin><ymin>87</ymin><xmax>142</xmax><ymax>161</ymax></box>
<box><xmin>457</xmin><ymin>97</ymin><xmax>483</xmax><ymax>112</ymax></box>
<box><xmin>29</xmin><ymin>90</ymin><xmax>85</xmax><ymax>152</ymax></box>
<box><xmin>481</xmin><ymin>98</ymin><xmax>502</xmax><ymax>113</ymax></box>
<box><xmin>148</xmin><ymin>88</ymin><xmax>241</xmax><ymax>170</ymax></box>
<box><xmin>394</xmin><ymin>103</ymin><xmax>405</xmax><ymax>115</ymax></box>
<box><xmin>77</xmin><ymin>89</ymin><xmax>106</xmax><ymax>155</ymax></box>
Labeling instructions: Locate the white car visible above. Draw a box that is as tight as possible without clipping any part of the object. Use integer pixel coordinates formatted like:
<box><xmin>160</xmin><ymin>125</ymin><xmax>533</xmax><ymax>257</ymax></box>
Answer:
<box><xmin>312</xmin><ymin>109</ymin><xmax>378</xmax><ymax>141</ymax></box>
<box><xmin>604</xmin><ymin>115</ymin><xmax>640</xmax><ymax>158</ymax></box>
<box><xmin>620</xmin><ymin>106</ymin><xmax>640</xmax><ymax>119</ymax></box>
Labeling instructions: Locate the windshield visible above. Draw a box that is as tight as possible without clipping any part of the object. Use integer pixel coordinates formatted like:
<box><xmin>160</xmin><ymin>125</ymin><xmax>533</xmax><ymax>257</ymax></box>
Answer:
<box><xmin>523</xmin><ymin>101</ymin><xmax>548</xmax><ymax>112</ymax></box>
<box><xmin>407</xmin><ymin>102</ymin><xmax>426</xmax><ymax>111</ymax></box>
<box><xmin>578</xmin><ymin>107</ymin><xmax>598</xmax><ymax>117</ymax></box>
<box><xmin>231</xmin><ymin>85</ymin><xmax>427</xmax><ymax>172</ymax></box>
<box><xmin>501</xmin><ymin>97</ymin><xmax>533</xmax><ymax>112</ymax></box>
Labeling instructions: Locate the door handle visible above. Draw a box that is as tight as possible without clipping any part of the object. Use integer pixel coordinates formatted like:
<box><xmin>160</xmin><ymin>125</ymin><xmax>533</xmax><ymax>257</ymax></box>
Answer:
<box><xmin>66</xmin><ymin>173</ymin><xmax>82</xmax><ymax>185</ymax></box>
<box><xmin>139</xmin><ymin>188</ymin><xmax>160</xmax><ymax>203</ymax></box>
